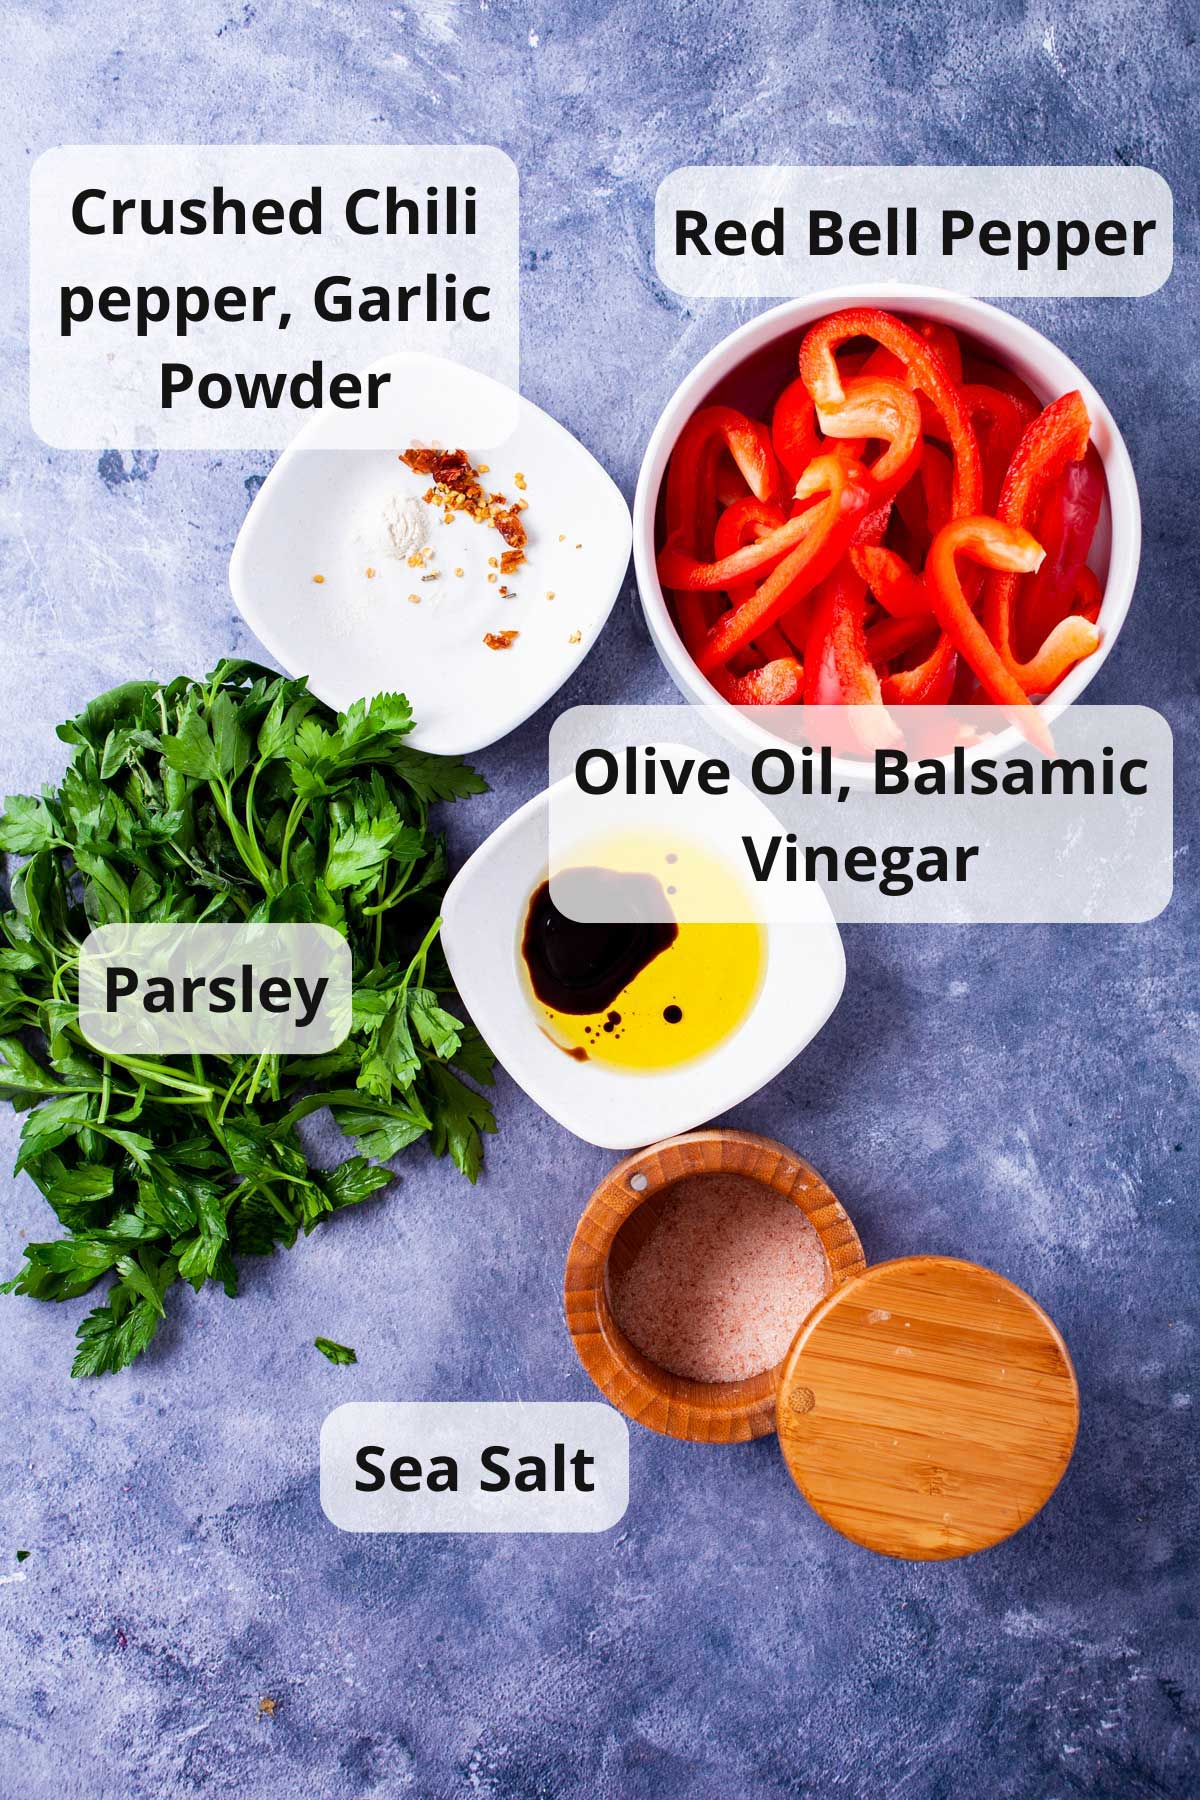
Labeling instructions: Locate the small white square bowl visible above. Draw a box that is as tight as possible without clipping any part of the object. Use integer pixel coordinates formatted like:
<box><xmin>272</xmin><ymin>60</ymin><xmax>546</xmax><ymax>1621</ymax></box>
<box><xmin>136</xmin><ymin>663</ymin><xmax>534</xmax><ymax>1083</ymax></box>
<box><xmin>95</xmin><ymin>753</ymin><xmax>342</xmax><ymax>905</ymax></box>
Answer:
<box><xmin>230</xmin><ymin>352</ymin><xmax>632</xmax><ymax>756</ymax></box>
<box><xmin>440</xmin><ymin>784</ymin><xmax>846</xmax><ymax>1150</ymax></box>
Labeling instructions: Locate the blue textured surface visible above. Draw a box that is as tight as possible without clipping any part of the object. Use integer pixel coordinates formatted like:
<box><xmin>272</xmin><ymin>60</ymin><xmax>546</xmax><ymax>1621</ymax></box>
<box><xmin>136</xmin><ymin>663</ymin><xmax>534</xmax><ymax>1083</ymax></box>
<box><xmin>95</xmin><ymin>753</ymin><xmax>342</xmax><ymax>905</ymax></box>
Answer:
<box><xmin>1</xmin><ymin>4</ymin><xmax>1196</xmax><ymax>1796</ymax></box>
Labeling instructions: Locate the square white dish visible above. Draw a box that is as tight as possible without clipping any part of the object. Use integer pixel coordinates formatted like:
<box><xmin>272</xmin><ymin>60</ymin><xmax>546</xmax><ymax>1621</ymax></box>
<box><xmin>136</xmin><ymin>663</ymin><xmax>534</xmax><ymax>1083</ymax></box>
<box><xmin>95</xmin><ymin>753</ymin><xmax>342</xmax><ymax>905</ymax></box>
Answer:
<box><xmin>230</xmin><ymin>352</ymin><xmax>632</xmax><ymax>756</ymax></box>
<box><xmin>440</xmin><ymin>784</ymin><xmax>846</xmax><ymax>1150</ymax></box>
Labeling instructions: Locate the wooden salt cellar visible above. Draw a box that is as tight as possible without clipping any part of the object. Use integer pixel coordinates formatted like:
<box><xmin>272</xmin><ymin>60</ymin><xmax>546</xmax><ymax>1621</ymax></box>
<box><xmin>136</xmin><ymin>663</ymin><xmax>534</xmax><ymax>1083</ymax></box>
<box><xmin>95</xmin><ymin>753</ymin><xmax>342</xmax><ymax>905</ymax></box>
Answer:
<box><xmin>565</xmin><ymin>1130</ymin><xmax>1079</xmax><ymax>1559</ymax></box>
<box><xmin>564</xmin><ymin>1129</ymin><xmax>866</xmax><ymax>1445</ymax></box>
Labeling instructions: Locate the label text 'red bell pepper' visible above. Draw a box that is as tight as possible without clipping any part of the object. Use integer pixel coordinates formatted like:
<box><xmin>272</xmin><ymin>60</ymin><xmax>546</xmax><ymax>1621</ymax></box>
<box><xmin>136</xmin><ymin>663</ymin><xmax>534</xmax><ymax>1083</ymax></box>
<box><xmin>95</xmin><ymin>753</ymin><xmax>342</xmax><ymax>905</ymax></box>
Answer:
<box><xmin>675</xmin><ymin>205</ymin><xmax>1157</xmax><ymax>271</ymax></box>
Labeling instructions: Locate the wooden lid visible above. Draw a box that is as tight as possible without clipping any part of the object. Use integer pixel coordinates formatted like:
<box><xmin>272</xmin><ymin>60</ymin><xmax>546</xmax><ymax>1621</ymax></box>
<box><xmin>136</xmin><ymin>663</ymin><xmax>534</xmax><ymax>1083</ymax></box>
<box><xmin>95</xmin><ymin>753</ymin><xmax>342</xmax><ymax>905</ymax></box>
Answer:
<box><xmin>776</xmin><ymin>1256</ymin><xmax>1079</xmax><ymax>1560</ymax></box>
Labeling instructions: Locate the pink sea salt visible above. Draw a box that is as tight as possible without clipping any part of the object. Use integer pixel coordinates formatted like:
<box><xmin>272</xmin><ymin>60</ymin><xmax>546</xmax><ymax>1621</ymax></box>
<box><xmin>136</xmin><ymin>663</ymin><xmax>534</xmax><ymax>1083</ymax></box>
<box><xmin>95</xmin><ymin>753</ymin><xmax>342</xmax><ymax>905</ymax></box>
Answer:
<box><xmin>608</xmin><ymin>1173</ymin><xmax>831</xmax><ymax>1384</ymax></box>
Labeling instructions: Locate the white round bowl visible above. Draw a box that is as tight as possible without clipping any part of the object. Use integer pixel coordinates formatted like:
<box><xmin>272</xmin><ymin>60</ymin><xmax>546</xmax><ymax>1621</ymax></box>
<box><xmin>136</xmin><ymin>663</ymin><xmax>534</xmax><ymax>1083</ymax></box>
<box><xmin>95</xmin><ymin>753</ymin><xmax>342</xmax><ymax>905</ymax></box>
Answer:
<box><xmin>634</xmin><ymin>284</ymin><xmax>1141</xmax><ymax>736</ymax></box>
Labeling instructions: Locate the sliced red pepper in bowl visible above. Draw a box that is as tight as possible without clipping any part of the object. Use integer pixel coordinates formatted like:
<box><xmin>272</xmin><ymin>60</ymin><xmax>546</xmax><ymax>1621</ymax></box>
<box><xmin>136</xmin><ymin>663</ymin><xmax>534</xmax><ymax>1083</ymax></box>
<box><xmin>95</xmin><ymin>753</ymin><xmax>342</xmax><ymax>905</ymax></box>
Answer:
<box><xmin>799</xmin><ymin>307</ymin><xmax>983</xmax><ymax>515</ymax></box>
<box><xmin>853</xmin><ymin>545</ymin><xmax>931</xmax><ymax>619</ymax></box>
<box><xmin>709</xmin><ymin>656</ymin><xmax>805</xmax><ymax>706</ymax></box>
<box><xmin>926</xmin><ymin>515</ymin><xmax>1052</xmax><ymax>754</ymax></box>
<box><xmin>982</xmin><ymin>390</ymin><xmax>1092</xmax><ymax>676</ymax></box>
<box><xmin>659</xmin><ymin>503</ymin><xmax>823</xmax><ymax>591</ymax></box>
<box><xmin>812</xmin><ymin>374</ymin><xmax>924</xmax><ymax>496</ymax></box>
<box><xmin>1015</xmin><ymin>615</ymin><xmax>1102</xmax><ymax>697</ymax></box>
<box><xmin>803</xmin><ymin>558</ymin><xmax>900</xmax><ymax>751</ymax></box>
<box><xmin>1017</xmin><ymin>444</ymin><xmax>1105</xmax><ymax>656</ymax></box>
<box><xmin>771</xmin><ymin>377</ymin><xmax>822</xmax><ymax>487</ymax></box>
<box><xmin>961</xmin><ymin>383</ymin><xmax>1037</xmax><ymax>511</ymax></box>
<box><xmin>658</xmin><ymin>309</ymin><xmax>1105</xmax><ymax>732</ymax></box>
<box><xmin>694</xmin><ymin>457</ymin><xmax>877</xmax><ymax>674</ymax></box>
<box><xmin>713</xmin><ymin>497</ymin><xmax>796</xmax><ymax>664</ymax></box>
<box><xmin>881</xmin><ymin>633</ymin><xmax>957</xmax><ymax>705</ymax></box>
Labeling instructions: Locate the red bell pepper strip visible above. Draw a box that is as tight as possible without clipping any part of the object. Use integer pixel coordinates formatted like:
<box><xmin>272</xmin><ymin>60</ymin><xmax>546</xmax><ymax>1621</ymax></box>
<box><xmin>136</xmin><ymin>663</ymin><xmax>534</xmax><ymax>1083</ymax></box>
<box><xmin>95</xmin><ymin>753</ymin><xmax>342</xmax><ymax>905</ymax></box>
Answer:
<box><xmin>866</xmin><ymin>613</ymin><xmax>935</xmax><ymax>665</ymax></box>
<box><xmin>695</xmin><ymin>458</ymin><xmax>877</xmax><ymax>674</ymax></box>
<box><xmin>659</xmin><ymin>502</ymin><xmax>823</xmax><ymax>591</ymax></box>
<box><xmin>961</xmin><ymin>352</ymin><xmax>1043</xmax><ymax>419</ymax></box>
<box><xmin>812</xmin><ymin>374</ymin><xmax>924</xmax><ymax>496</ymax></box>
<box><xmin>853</xmin><ymin>545</ymin><xmax>931</xmax><ymax>619</ymax></box>
<box><xmin>1072</xmin><ymin>563</ymin><xmax>1103</xmax><ymax>624</ymax></box>
<box><xmin>662</xmin><ymin>411</ymin><xmax>727</xmax><ymax>651</ymax></box>
<box><xmin>1018</xmin><ymin>445</ymin><xmax>1105</xmax><ymax>655</ymax></box>
<box><xmin>664</xmin><ymin>407</ymin><xmax>784</xmax><ymax>647</ymax></box>
<box><xmin>862</xmin><ymin>324</ymin><xmax>961</xmax><ymax>439</ymax></box>
<box><xmin>709</xmin><ymin>656</ymin><xmax>804</xmax><ymax>706</ymax></box>
<box><xmin>961</xmin><ymin>383</ymin><xmax>1037</xmax><ymax>511</ymax></box>
<box><xmin>1016</xmin><ymin>614</ymin><xmax>1101</xmax><ymax>696</ymax></box>
<box><xmin>771</xmin><ymin>377</ymin><xmax>822</xmax><ymax>486</ymax></box>
<box><xmin>787</xmin><ymin>498</ymin><xmax>891</xmax><ymax>655</ymax></box>
<box><xmin>665</xmin><ymin>405</ymin><xmax>781</xmax><ymax>533</ymax></box>
<box><xmin>773</xmin><ymin>375</ymin><xmax>869</xmax><ymax>498</ymax></box>
<box><xmin>715</xmin><ymin>454</ymin><xmax>754</xmax><ymax>508</ymax></box>
<box><xmin>804</xmin><ymin>560</ymin><xmax>881</xmax><ymax>704</ymax></box>
<box><xmin>919</xmin><ymin>441</ymin><xmax>952</xmax><ymax>538</ymax></box>
<box><xmin>801</xmin><ymin>308</ymin><xmax>983</xmax><ymax>515</ymax></box>
<box><xmin>803</xmin><ymin>559</ymin><xmax>899</xmax><ymax>751</ymax></box>
<box><xmin>982</xmin><ymin>391</ymin><xmax>1092</xmax><ymax>677</ymax></box>
<box><xmin>713</xmin><ymin>498</ymin><xmax>788</xmax><ymax>598</ymax></box>
<box><xmin>926</xmin><ymin>516</ymin><xmax>1052</xmax><ymax>754</ymax></box>
<box><xmin>920</xmin><ymin>323</ymin><xmax>962</xmax><ymax>386</ymax></box>
<box><xmin>712</xmin><ymin>497</ymin><xmax>795</xmax><ymax>663</ymax></box>
<box><xmin>881</xmin><ymin>634</ymin><xmax>957</xmax><ymax>705</ymax></box>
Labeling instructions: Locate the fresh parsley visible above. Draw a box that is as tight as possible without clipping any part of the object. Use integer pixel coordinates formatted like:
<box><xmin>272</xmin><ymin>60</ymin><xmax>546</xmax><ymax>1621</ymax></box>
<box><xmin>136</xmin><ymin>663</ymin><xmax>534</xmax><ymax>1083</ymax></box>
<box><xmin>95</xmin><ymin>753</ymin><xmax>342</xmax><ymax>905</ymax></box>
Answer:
<box><xmin>314</xmin><ymin>1336</ymin><xmax>357</xmax><ymax>1365</ymax></box>
<box><xmin>0</xmin><ymin>661</ymin><xmax>495</xmax><ymax>1376</ymax></box>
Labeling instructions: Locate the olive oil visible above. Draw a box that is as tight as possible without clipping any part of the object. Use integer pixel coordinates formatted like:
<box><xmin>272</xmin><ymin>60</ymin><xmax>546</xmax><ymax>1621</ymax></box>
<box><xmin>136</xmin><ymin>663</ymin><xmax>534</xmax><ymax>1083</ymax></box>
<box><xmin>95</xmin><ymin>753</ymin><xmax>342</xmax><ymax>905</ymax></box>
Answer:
<box><xmin>521</xmin><ymin>846</ymin><xmax>765</xmax><ymax>1071</ymax></box>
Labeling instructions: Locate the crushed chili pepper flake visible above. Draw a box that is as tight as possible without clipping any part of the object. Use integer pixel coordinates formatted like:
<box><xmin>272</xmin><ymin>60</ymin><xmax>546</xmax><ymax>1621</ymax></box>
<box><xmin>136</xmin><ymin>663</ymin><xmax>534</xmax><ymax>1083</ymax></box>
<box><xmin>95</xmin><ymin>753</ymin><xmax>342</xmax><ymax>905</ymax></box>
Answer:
<box><xmin>258</xmin><ymin>1698</ymin><xmax>277</xmax><ymax>1719</ymax></box>
<box><xmin>487</xmin><ymin>556</ymin><xmax>498</xmax><ymax>569</ymax></box>
<box><xmin>495</xmin><ymin>509</ymin><xmax>526</xmax><ymax>549</ymax></box>
<box><xmin>559</xmin><ymin>534</ymin><xmax>566</xmax><ymax>542</ymax></box>
<box><xmin>454</xmin><ymin>567</ymin><xmax>464</xmax><ymax>577</ymax></box>
<box><xmin>311</xmin><ymin>574</ymin><xmax>325</xmax><ymax>584</ymax></box>
<box><xmin>401</xmin><ymin>444</ymin><xmax>530</xmax><ymax>557</ymax></box>
<box><xmin>514</xmin><ymin>471</ymin><xmax>527</xmax><ymax>491</ymax></box>
<box><xmin>500</xmin><ymin>549</ymin><xmax>524</xmax><ymax>574</ymax></box>
<box><xmin>407</xmin><ymin>593</ymin><xmax>421</xmax><ymax>605</ymax></box>
<box><xmin>487</xmin><ymin>572</ymin><xmax>498</xmax><ymax>584</ymax></box>
<box><xmin>477</xmin><ymin>463</ymin><xmax>490</xmax><ymax>474</ymax></box>
<box><xmin>568</xmin><ymin>630</ymin><xmax>582</xmax><ymax>644</ymax></box>
<box><xmin>421</xmin><ymin>572</ymin><xmax>439</xmax><ymax>582</ymax></box>
<box><xmin>365</xmin><ymin>567</ymin><xmax>376</xmax><ymax>579</ymax></box>
<box><xmin>546</xmin><ymin>590</ymin><xmax>556</xmax><ymax>600</ymax></box>
<box><xmin>484</xmin><ymin>629</ymin><xmax>520</xmax><ymax>650</ymax></box>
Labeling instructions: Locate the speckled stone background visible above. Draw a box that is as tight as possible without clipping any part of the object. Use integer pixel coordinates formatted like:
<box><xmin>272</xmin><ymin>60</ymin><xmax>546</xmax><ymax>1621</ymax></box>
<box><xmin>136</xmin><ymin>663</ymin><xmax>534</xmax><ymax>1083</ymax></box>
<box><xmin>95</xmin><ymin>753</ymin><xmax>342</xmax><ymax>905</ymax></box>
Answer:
<box><xmin>1</xmin><ymin>4</ymin><xmax>1195</xmax><ymax>1796</ymax></box>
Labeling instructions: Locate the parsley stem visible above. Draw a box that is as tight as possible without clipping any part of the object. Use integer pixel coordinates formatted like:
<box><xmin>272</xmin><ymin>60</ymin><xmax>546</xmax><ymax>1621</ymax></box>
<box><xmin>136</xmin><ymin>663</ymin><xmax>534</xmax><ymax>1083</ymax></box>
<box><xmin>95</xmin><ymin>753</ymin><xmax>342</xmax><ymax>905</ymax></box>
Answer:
<box><xmin>101</xmin><ymin>1052</ymin><xmax>215</xmax><ymax>1100</ymax></box>
<box><xmin>215</xmin><ymin>1061</ymin><xmax>249</xmax><ymax>1129</ymax></box>
<box><xmin>401</xmin><ymin>915</ymin><xmax>442</xmax><ymax>991</ymax></box>
<box><xmin>361</xmin><ymin>866</ymin><xmax>416</xmax><ymax>916</ymax></box>
<box><xmin>240</xmin><ymin>1177</ymin><xmax>295</xmax><ymax>1228</ymax></box>
<box><xmin>209</xmin><ymin>778</ymin><xmax>273</xmax><ymax>893</ymax></box>
<box><xmin>243</xmin><ymin>758</ymin><xmax>267</xmax><ymax>879</ymax></box>
<box><xmin>279</xmin><ymin>795</ymin><xmax>309</xmax><ymax>886</ymax></box>
<box><xmin>244</xmin><ymin>1050</ymin><xmax>270</xmax><ymax>1107</ymax></box>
